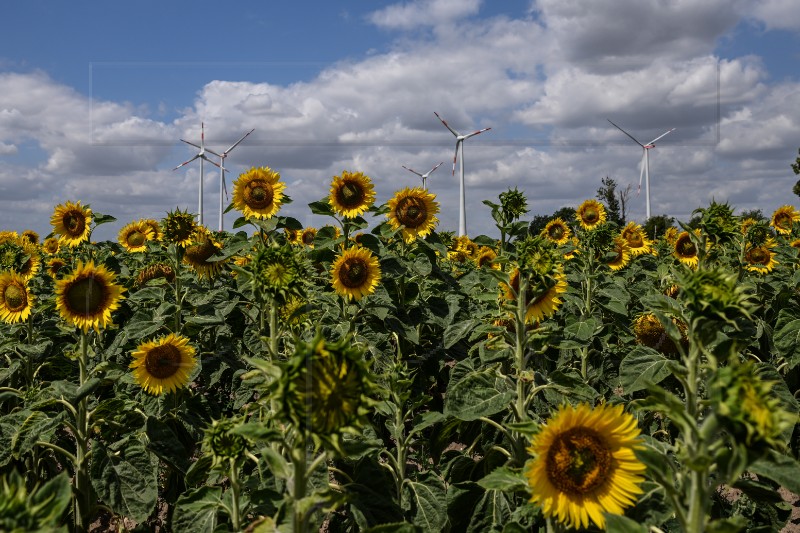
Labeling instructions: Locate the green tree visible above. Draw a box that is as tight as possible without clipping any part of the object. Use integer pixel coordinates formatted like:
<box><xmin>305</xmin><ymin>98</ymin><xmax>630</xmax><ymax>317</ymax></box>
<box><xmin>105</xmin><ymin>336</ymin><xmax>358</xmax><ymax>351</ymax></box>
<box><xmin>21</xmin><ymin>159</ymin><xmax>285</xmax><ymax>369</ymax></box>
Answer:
<box><xmin>642</xmin><ymin>214</ymin><xmax>675</xmax><ymax>239</ymax></box>
<box><xmin>528</xmin><ymin>206</ymin><xmax>576</xmax><ymax>236</ymax></box>
<box><xmin>596</xmin><ymin>177</ymin><xmax>624</xmax><ymax>226</ymax></box>
<box><xmin>739</xmin><ymin>208</ymin><xmax>764</xmax><ymax>221</ymax></box>
<box><xmin>792</xmin><ymin>147</ymin><xmax>800</xmax><ymax>175</ymax></box>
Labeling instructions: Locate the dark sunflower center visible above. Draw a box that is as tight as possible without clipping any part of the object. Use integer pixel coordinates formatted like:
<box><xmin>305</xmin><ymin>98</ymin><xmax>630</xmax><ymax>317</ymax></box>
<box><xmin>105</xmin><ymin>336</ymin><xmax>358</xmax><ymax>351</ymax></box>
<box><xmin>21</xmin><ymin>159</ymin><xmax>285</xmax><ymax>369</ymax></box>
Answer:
<box><xmin>63</xmin><ymin>211</ymin><xmax>86</xmax><ymax>236</ymax></box>
<box><xmin>582</xmin><ymin>208</ymin><xmax>599</xmax><ymax>224</ymax></box>
<box><xmin>185</xmin><ymin>240</ymin><xmax>217</xmax><ymax>263</ymax></box>
<box><xmin>44</xmin><ymin>241</ymin><xmax>58</xmax><ymax>254</ymax></box>
<box><xmin>775</xmin><ymin>214</ymin><xmax>792</xmax><ymax>230</ymax></box>
<box><xmin>548</xmin><ymin>224</ymin><xmax>565</xmax><ymax>240</ymax></box>
<box><xmin>3</xmin><ymin>283</ymin><xmax>26</xmax><ymax>311</ymax></box>
<box><xmin>627</xmin><ymin>233</ymin><xmax>643</xmax><ymax>247</ymax></box>
<box><xmin>395</xmin><ymin>197</ymin><xmax>427</xmax><ymax>229</ymax></box>
<box><xmin>546</xmin><ymin>427</ymin><xmax>612</xmax><ymax>495</ymax></box>
<box><xmin>677</xmin><ymin>237</ymin><xmax>696</xmax><ymax>256</ymax></box>
<box><xmin>336</xmin><ymin>182</ymin><xmax>365</xmax><ymax>209</ymax></box>
<box><xmin>302</xmin><ymin>231</ymin><xmax>316</xmax><ymax>245</ymax></box>
<box><xmin>127</xmin><ymin>231</ymin><xmax>146</xmax><ymax>247</ymax></box>
<box><xmin>66</xmin><ymin>277</ymin><xmax>105</xmax><ymax>315</ymax></box>
<box><xmin>144</xmin><ymin>344</ymin><xmax>182</xmax><ymax>380</ymax></box>
<box><xmin>748</xmin><ymin>247</ymin><xmax>769</xmax><ymax>264</ymax></box>
<box><xmin>245</xmin><ymin>181</ymin><xmax>274</xmax><ymax>209</ymax></box>
<box><xmin>340</xmin><ymin>258</ymin><xmax>368</xmax><ymax>288</ymax></box>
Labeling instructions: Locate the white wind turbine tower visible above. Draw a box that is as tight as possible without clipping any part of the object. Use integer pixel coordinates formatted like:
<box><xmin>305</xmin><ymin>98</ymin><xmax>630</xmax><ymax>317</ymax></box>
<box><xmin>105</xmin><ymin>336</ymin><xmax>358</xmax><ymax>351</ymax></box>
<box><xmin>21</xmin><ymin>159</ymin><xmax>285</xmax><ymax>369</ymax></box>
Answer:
<box><xmin>401</xmin><ymin>162</ymin><xmax>443</xmax><ymax>189</ymax></box>
<box><xmin>173</xmin><ymin>122</ymin><xmax>222</xmax><ymax>226</ymax></box>
<box><xmin>434</xmin><ymin>112</ymin><xmax>491</xmax><ymax>236</ymax></box>
<box><xmin>607</xmin><ymin>119</ymin><xmax>675</xmax><ymax>220</ymax></box>
<box><xmin>181</xmin><ymin>128</ymin><xmax>255</xmax><ymax>231</ymax></box>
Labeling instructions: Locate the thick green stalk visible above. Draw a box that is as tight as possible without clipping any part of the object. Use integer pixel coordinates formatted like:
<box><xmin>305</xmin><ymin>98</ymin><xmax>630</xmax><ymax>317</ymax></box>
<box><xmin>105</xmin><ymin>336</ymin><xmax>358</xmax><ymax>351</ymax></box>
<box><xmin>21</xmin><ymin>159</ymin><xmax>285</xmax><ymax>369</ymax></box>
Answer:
<box><xmin>229</xmin><ymin>458</ymin><xmax>241</xmax><ymax>531</ymax></box>
<box><xmin>269</xmin><ymin>298</ymin><xmax>279</xmax><ymax>358</ymax></box>
<box><xmin>292</xmin><ymin>445</ymin><xmax>308</xmax><ymax>533</ymax></box>
<box><xmin>173</xmin><ymin>246</ymin><xmax>183</xmax><ymax>333</ymax></box>
<box><xmin>74</xmin><ymin>332</ymin><xmax>91</xmax><ymax>532</ymax></box>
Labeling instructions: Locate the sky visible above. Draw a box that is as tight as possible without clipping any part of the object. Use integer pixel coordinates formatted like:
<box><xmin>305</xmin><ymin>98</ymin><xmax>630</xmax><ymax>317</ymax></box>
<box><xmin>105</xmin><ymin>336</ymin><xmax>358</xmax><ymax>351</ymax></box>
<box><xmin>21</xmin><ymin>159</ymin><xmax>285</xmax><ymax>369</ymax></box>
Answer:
<box><xmin>1</xmin><ymin>0</ymin><xmax>799</xmax><ymax>241</ymax></box>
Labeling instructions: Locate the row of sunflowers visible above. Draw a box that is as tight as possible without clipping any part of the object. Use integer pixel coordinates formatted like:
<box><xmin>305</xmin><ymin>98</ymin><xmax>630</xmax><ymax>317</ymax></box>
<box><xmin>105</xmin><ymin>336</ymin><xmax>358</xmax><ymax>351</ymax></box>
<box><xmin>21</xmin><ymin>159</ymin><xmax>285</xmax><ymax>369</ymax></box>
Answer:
<box><xmin>1</xmin><ymin>165</ymin><xmax>800</xmax><ymax>532</ymax></box>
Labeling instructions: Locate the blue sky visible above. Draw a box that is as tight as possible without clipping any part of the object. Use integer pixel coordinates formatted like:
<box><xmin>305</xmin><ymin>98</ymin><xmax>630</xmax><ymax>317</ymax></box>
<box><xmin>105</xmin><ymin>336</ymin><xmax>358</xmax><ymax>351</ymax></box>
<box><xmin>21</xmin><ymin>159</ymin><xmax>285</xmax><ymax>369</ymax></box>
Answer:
<box><xmin>1</xmin><ymin>0</ymin><xmax>799</xmax><ymax>240</ymax></box>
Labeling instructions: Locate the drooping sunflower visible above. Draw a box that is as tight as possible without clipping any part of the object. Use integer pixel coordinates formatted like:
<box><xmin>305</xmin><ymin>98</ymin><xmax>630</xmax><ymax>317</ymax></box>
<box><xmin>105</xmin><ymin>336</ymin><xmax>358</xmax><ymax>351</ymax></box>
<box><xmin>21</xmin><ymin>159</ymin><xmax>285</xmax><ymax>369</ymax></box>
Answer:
<box><xmin>542</xmin><ymin>218</ymin><xmax>571</xmax><ymax>246</ymax></box>
<box><xmin>525</xmin><ymin>402</ymin><xmax>646</xmax><ymax>530</ymax></box>
<box><xmin>118</xmin><ymin>220</ymin><xmax>154</xmax><ymax>253</ymax></box>
<box><xmin>161</xmin><ymin>208</ymin><xmax>197</xmax><ymax>247</ymax></box>
<box><xmin>771</xmin><ymin>205</ymin><xmax>800</xmax><ymax>235</ymax></box>
<box><xmin>331</xmin><ymin>246</ymin><xmax>381</xmax><ymax>301</ymax></box>
<box><xmin>329</xmin><ymin>170</ymin><xmax>376</xmax><ymax>218</ymax></box>
<box><xmin>504</xmin><ymin>267</ymin><xmax>568</xmax><ymax>323</ymax></box>
<box><xmin>0</xmin><ymin>271</ymin><xmax>33</xmax><ymax>324</ymax></box>
<box><xmin>744</xmin><ymin>239</ymin><xmax>778</xmax><ymax>274</ymax></box>
<box><xmin>621</xmin><ymin>222</ymin><xmax>653</xmax><ymax>256</ymax></box>
<box><xmin>183</xmin><ymin>229</ymin><xmax>225</xmax><ymax>279</ymax></box>
<box><xmin>135</xmin><ymin>263</ymin><xmax>175</xmax><ymax>286</ymax></box>
<box><xmin>42</xmin><ymin>237</ymin><xmax>60</xmax><ymax>255</ymax></box>
<box><xmin>232</xmin><ymin>166</ymin><xmax>286</xmax><ymax>219</ymax></box>
<box><xmin>55</xmin><ymin>261</ymin><xmax>125</xmax><ymax>332</ymax></box>
<box><xmin>575</xmin><ymin>199</ymin><xmax>606</xmax><ymax>230</ymax></box>
<box><xmin>673</xmin><ymin>231</ymin><xmax>699</xmax><ymax>268</ymax></box>
<box><xmin>606</xmin><ymin>236</ymin><xmax>632</xmax><ymax>271</ymax></box>
<box><xmin>50</xmin><ymin>201</ymin><xmax>92</xmax><ymax>247</ymax></box>
<box><xmin>386</xmin><ymin>187</ymin><xmax>440</xmax><ymax>243</ymax></box>
<box><xmin>130</xmin><ymin>333</ymin><xmax>196</xmax><ymax>396</ymax></box>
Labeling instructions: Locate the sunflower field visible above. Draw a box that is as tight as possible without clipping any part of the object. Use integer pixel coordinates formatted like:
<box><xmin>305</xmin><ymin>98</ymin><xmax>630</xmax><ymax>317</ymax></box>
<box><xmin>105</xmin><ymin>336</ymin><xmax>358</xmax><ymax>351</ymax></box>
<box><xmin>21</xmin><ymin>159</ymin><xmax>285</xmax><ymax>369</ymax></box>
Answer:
<box><xmin>2</xmin><ymin>167</ymin><xmax>800</xmax><ymax>533</ymax></box>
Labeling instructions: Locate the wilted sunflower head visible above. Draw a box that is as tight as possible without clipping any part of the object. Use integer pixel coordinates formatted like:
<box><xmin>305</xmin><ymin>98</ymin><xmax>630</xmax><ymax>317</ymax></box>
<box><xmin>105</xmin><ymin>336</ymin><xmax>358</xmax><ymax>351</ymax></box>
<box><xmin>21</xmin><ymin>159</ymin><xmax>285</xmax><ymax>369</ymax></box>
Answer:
<box><xmin>329</xmin><ymin>170</ymin><xmax>376</xmax><ymax>218</ymax></box>
<box><xmin>0</xmin><ymin>271</ymin><xmax>34</xmax><ymax>324</ymax></box>
<box><xmin>542</xmin><ymin>218</ymin><xmax>571</xmax><ymax>246</ymax></box>
<box><xmin>130</xmin><ymin>333</ymin><xmax>196</xmax><ymax>396</ymax></box>
<box><xmin>161</xmin><ymin>208</ymin><xmax>197</xmax><ymax>247</ymax></box>
<box><xmin>136</xmin><ymin>263</ymin><xmax>175</xmax><ymax>286</ymax></box>
<box><xmin>55</xmin><ymin>261</ymin><xmax>126</xmax><ymax>333</ymax></box>
<box><xmin>771</xmin><ymin>205</ymin><xmax>800</xmax><ymax>235</ymax></box>
<box><xmin>183</xmin><ymin>228</ymin><xmax>225</xmax><ymax>279</ymax></box>
<box><xmin>118</xmin><ymin>220</ymin><xmax>154</xmax><ymax>253</ymax></box>
<box><xmin>202</xmin><ymin>418</ymin><xmax>252</xmax><ymax>467</ymax></box>
<box><xmin>576</xmin><ymin>199</ymin><xmax>606</xmax><ymax>230</ymax></box>
<box><xmin>232</xmin><ymin>166</ymin><xmax>285</xmax><ymax>219</ymax></box>
<box><xmin>386</xmin><ymin>187</ymin><xmax>440</xmax><ymax>243</ymax></box>
<box><xmin>280</xmin><ymin>333</ymin><xmax>372</xmax><ymax>439</ymax></box>
<box><xmin>50</xmin><ymin>201</ymin><xmax>92</xmax><ymax>247</ymax></box>
<box><xmin>331</xmin><ymin>246</ymin><xmax>381</xmax><ymax>301</ymax></box>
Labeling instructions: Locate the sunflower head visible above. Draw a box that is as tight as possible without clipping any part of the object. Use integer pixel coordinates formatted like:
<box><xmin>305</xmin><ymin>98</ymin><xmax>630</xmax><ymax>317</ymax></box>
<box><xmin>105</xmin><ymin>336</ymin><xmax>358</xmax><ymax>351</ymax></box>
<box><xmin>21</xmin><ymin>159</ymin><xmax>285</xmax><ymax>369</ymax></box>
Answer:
<box><xmin>695</xmin><ymin>200</ymin><xmax>737</xmax><ymax>245</ymax></box>
<box><xmin>202</xmin><ymin>418</ymin><xmax>252</xmax><ymax>467</ymax></box>
<box><xmin>300</xmin><ymin>227</ymin><xmax>317</xmax><ymax>247</ymax></box>
<box><xmin>452</xmin><ymin>235</ymin><xmax>479</xmax><ymax>259</ymax></box>
<box><xmin>744</xmin><ymin>240</ymin><xmax>778</xmax><ymax>274</ymax></box>
<box><xmin>55</xmin><ymin>261</ymin><xmax>126</xmax><ymax>333</ymax></box>
<box><xmin>20</xmin><ymin>230</ymin><xmax>39</xmax><ymax>246</ymax></box>
<box><xmin>42</xmin><ymin>237</ymin><xmax>60</xmax><ymax>255</ymax></box>
<box><xmin>135</xmin><ymin>263</ymin><xmax>176</xmax><ymax>286</ymax></box>
<box><xmin>250</xmin><ymin>242</ymin><xmax>307</xmax><ymax>304</ymax></box>
<box><xmin>280</xmin><ymin>332</ymin><xmax>372</xmax><ymax>440</ymax></box>
<box><xmin>515</xmin><ymin>236</ymin><xmax>560</xmax><ymax>281</ymax></box>
<box><xmin>621</xmin><ymin>222</ymin><xmax>653</xmax><ymax>256</ymax></box>
<box><xmin>331</xmin><ymin>246</ymin><xmax>381</xmax><ymax>301</ymax></box>
<box><xmin>502</xmin><ymin>264</ymin><xmax>567</xmax><ymax>324</ymax></box>
<box><xmin>673</xmin><ymin>231</ymin><xmax>699</xmax><ymax>268</ymax></box>
<box><xmin>606</xmin><ymin>236</ymin><xmax>631</xmax><ymax>271</ymax></box>
<box><xmin>542</xmin><ymin>218</ymin><xmax>571</xmax><ymax>246</ymax></box>
<box><xmin>475</xmin><ymin>246</ymin><xmax>498</xmax><ymax>269</ymax></box>
<box><xmin>0</xmin><ymin>231</ymin><xmax>18</xmax><ymax>246</ymax></box>
<box><xmin>329</xmin><ymin>170</ymin><xmax>376</xmax><ymax>218</ymax></box>
<box><xmin>130</xmin><ymin>333</ymin><xmax>196</xmax><ymax>396</ymax></box>
<box><xmin>139</xmin><ymin>219</ymin><xmax>162</xmax><ymax>241</ymax></box>
<box><xmin>118</xmin><ymin>220</ymin><xmax>154</xmax><ymax>253</ymax></box>
<box><xmin>386</xmin><ymin>187</ymin><xmax>440</xmax><ymax>243</ymax></box>
<box><xmin>161</xmin><ymin>208</ymin><xmax>197</xmax><ymax>247</ymax></box>
<box><xmin>183</xmin><ymin>229</ymin><xmax>225</xmax><ymax>279</ymax></box>
<box><xmin>632</xmin><ymin>313</ymin><xmax>687</xmax><ymax>355</ymax></box>
<box><xmin>576</xmin><ymin>199</ymin><xmax>607</xmax><ymax>230</ymax></box>
<box><xmin>232</xmin><ymin>166</ymin><xmax>285</xmax><ymax>219</ymax></box>
<box><xmin>771</xmin><ymin>205</ymin><xmax>800</xmax><ymax>235</ymax></box>
<box><xmin>47</xmin><ymin>257</ymin><xmax>67</xmax><ymax>278</ymax></box>
<box><xmin>0</xmin><ymin>271</ymin><xmax>34</xmax><ymax>324</ymax></box>
<box><xmin>525</xmin><ymin>402</ymin><xmax>646</xmax><ymax>530</ymax></box>
<box><xmin>663</xmin><ymin>226</ymin><xmax>679</xmax><ymax>245</ymax></box>
<box><xmin>50</xmin><ymin>201</ymin><xmax>92</xmax><ymax>247</ymax></box>
<box><xmin>499</xmin><ymin>187</ymin><xmax>529</xmax><ymax>222</ymax></box>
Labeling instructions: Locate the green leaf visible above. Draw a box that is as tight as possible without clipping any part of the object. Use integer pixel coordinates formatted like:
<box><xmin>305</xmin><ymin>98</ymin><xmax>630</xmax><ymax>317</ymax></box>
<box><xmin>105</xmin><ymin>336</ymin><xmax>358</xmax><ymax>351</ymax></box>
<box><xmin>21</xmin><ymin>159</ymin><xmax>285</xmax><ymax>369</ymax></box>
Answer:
<box><xmin>444</xmin><ymin>366</ymin><xmax>513</xmax><ymax>421</ymax></box>
<box><xmin>563</xmin><ymin>315</ymin><xmax>601</xmax><ymax>343</ymax></box>
<box><xmin>604</xmin><ymin>514</ymin><xmax>648</xmax><ymax>532</ymax></box>
<box><xmin>618</xmin><ymin>346</ymin><xmax>674</xmax><ymax>395</ymax></box>
<box><xmin>172</xmin><ymin>486</ymin><xmax>222</xmax><ymax>533</ymax></box>
<box><xmin>29</xmin><ymin>472</ymin><xmax>72</xmax><ymax>528</ymax></box>
<box><xmin>92</xmin><ymin>212</ymin><xmax>117</xmax><ymax>226</ymax></box>
<box><xmin>476</xmin><ymin>466</ymin><xmax>528</xmax><ymax>493</ymax></box>
<box><xmin>308</xmin><ymin>199</ymin><xmax>334</xmax><ymax>216</ymax></box>
<box><xmin>90</xmin><ymin>439</ymin><xmax>158</xmax><ymax>523</ymax></box>
<box><xmin>467</xmin><ymin>489</ymin><xmax>513</xmax><ymax>532</ymax></box>
<box><xmin>749</xmin><ymin>449</ymin><xmax>800</xmax><ymax>495</ymax></box>
<box><xmin>12</xmin><ymin>410</ymin><xmax>62</xmax><ymax>458</ymax></box>
<box><xmin>773</xmin><ymin>309</ymin><xmax>800</xmax><ymax>369</ymax></box>
<box><xmin>145</xmin><ymin>417</ymin><xmax>190</xmax><ymax>474</ymax></box>
<box><xmin>444</xmin><ymin>319</ymin><xmax>483</xmax><ymax>349</ymax></box>
<box><xmin>364</xmin><ymin>522</ymin><xmax>420</xmax><ymax>533</ymax></box>
<box><xmin>409</xmin><ymin>411</ymin><xmax>445</xmax><ymax>438</ymax></box>
<box><xmin>403</xmin><ymin>473</ymin><xmax>447</xmax><ymax>532</ymax></box>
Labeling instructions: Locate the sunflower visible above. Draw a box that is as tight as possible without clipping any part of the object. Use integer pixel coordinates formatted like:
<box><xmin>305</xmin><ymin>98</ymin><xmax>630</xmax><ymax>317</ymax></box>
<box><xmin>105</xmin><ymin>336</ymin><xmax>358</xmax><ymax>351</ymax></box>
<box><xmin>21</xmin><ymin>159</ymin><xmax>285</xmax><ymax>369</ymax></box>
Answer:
<box><xmin>0</xmin><ymin>231</ymin><xmax>18</xmax><ymax>246</ymax></box>
<box><xmin>664</xmin><ymin>226</ymin><xmax>679</xmax><ymax>245</ymax></box>
<box><xmin>771</xmin><ymin>205</ymin><xmax>800</xmax><ymax>235</ymax></box>
<box><xmin>331</xmin><ymin>246</ymin><xmax>381</xmax><ymax>301</ymax></box>
<box><xmin>740</xmin><ymin>217</ymin><xmax>758</xmax><ymax>235</ymax></box>
<box><xmin>135</xmin><ymin>263</ymin><xmax>175</xmax><ymax>286</ymax></box>
<box><xmin>42</xmin><ymin>237</ymin><xmax>60</xmax><ymax>255</ymax></box>
<box><xmin>607</xmin><ymin>236</ymin><xmax>631</xmax><ymax>271</ymax></box>
<box><xmin>563</xmin><ymin>237</ymin><xmax>581</xmax><ymax>261</ymax></box>
<box><xmin>475</xmin><ymin>246</ymin><xmax>498</xmax><ymax>269</ymax></box>
<box><xmin>0</xmin><ymin>239</ymin><xmax>40</xmax><ymax>281</ymax></box>
<box><xmin>300</xmin><ymin>227</ymin><xmax>317</xmax><ymax>247</ymax></box>
<box><xmin>50</xmin><ymin>201</ymin><xmax>92</xmax><ymax>247</ymax></box>
<box><xmin>673</xmin><ymin>231</ymin><xmax>699</xmax><ymax>268</ymax></box>
<box><xmin>542</xmin><ymin>218</ymin><xmax>571</xmax><ymax>245</ymax></box>
<box><xmin>576</xmin><ymin>199</ymin><xmax>606</xmax><ymax>230</ymax></box>
<box><xmin>130</xmin><ymin>333</ymin><xmax>196</xmax><ymax>396</ymax></box>
<box><xmin>453</xmin><ymin>235</ymin><xmax>479</xmax><ymax>259</ymax></box>
<box><xmin>386</xmin><ymin>187</ymin><xmax>440</xmax><ymax>243</ymax></box>
<box><xmin>232</xmin><ymin>166</ymin><xmax>285</xmax><ymax>219</ymax></box>
<box><xmin>744</xmin><ymin>239</ymin><xmax>778</xmax><ymax>274</ymax></box>
<box><xmin>21</xmin><ymin>230</ymin><xmax>39</xmax><ymax>245</ymax></box>
<box><xmin>55</xmin><ymin>261</ymin><xmax>125</xmax><ymax>332</ymax></box>
<box><xmin>118</xmin><ymin>220</ymin><xmax>154</xmax><ymax>253</ymax></box>
<box><xmin>621</xmin><ymin>222</ymin><xmax>653</xmax><ymax>256</ymax></box>
<box><xmin>632</xmin><ymin>313</ymin><xmax>686</xmax><ymax>355</ymax></box>
<box><xmin>183</xmin><ymin>229</ymin><xmax>225</xmax><ymax>279</ymax></box>
<box><xmin>504</xmin><ymin>267</ymin><xmax>568</xmax><ymax>323</ymax></box>
<box><xmin>284</xmin><ymin>228</ymin><xmax>300</xmax><ymax>245</ymax></box>
<box><xmin>329</xmin><ymin>170</ymin><xmax>376</xmax><ymax>218</ymax></box>
<box><xmin>0</xmin><ymin>271</ymin><xmax>33</xmax><ymax>324</ymax></box>
<box><xmin>525</xmin><ymin>402</ymin><xmax>646</xmax><ymax>530</ymax></box>
<box><xmin>161</xmin><ymin>208</ymin><xmax>197</xmax><ymax>247</ymax></box>
<box><xmin>46</xmin><ymin>257</ymin><xmax>67</xmax><ymax>278</ymax></box>
<box><xmin>791</xmin><ymin>238</ymin><xmax>800</xmax><ymax>251</ymax></box>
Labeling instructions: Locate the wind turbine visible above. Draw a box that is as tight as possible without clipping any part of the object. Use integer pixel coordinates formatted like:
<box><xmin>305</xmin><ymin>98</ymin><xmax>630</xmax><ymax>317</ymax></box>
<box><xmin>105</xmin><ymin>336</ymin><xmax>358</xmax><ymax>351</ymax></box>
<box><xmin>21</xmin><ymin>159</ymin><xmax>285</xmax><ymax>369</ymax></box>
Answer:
<box><xmin>173</xmin><ymin>122</ymin><xmax>222</xmax><ymax>226</ymax></box>
<box><xmin>607</xmin><ymin>119</ymin><xmax>675</xmax><ymax>220</ymax></box>
<box><xmin>434</xmin><ymin>112</ymin><xmax>491</xmax><ymax>236</ymax></box>
<box><xmin>401</xmin><ymin>162</ymin><xmax>443</xmax><ymax>188</ymax></box>
<box><xmin>181</xmin><ymin>128</ymin><xmax>255</xmax><ymax>231</ymax></box>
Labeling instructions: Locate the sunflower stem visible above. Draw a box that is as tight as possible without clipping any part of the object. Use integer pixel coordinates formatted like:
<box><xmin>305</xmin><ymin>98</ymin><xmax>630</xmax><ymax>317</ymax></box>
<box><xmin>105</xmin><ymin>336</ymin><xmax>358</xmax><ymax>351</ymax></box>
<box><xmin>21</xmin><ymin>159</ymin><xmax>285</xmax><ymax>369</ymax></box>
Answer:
<box><xmin>291</xmin><ymin>441</ymin><xmax>309</xmax><ymax>533</ymax></box>
<box><xmin>73</xmin><ymin>331</ymin><xmax>92</xmax><ymax>533</ymax></box>
<box><xmin>173</xmin><ymin>245</ymin><xmax>183</xmax><ymax>334</ymax></box>
<box><xmin>269</xmin><ymin>297</ymin><xmax>279</xmax><ymax>358</ymax></box>
<box><xmin>229</xmin><ymin>458</ymin><xmax>241</xmax><ymax>532</ymax></box>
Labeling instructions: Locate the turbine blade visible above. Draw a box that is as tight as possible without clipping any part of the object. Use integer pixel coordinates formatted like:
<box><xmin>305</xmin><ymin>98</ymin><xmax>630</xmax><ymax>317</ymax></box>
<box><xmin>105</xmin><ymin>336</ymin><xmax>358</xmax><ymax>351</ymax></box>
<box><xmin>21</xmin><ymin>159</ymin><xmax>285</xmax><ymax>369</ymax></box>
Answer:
<box><xmin>205</xmin><ymin>147</ymin><xmax>223</xmax><ymax>158</ymax></box>
<box><xmin>434</xmin><ymin>111</ymin><xmax>459</xmax><ymax>137</ymax></box>
<box><xmin>222</xmin><ymin>172</ymin><xmax>229</xmax><ymax>200</ymax></box>
<box><xmin>173</xmin><ymin>154</ymin><xmax>200</xmax><ymax>170</ymax></box>
<box><xmin>181</xmin><ymin>139</ymin><xmax>201</xmax><ymax>150</ymax></box>
<box><xmin>637</xmin><ymin>151</ymin><xmax>646</xmax><ymax>196</ymax></box>
<box><xmin>224</xmin><ymin>128</ymin><xmax>255</xmax><ymax>154</ymax></box>
<box><xmin>202</xmin><ymin>155</ymin><xmax>222</xmax><ymax>169</ymax></box>
<box><xmin>647</xmin><ymin>128</ymin><xmax>676</xmax><ymax>146</ymax></box>
<box><xmin>429</xmin><ymin>162</ymin><xmax>443</xmax><ymax>174</ymax></box>
<box><xmin>607</xmin><ymin>119</ymin><xmax>644</xmax><ymax>147</ymax></box>
<box><xmin>402</xmin><ymin>165</ymin><xmax>423</xmax><ymax>177</ymax></box>
<box><xmin>465</xmin><ymin>127</ymin><xmax>491</xmax><ymax>139</ymax></box>
<box><xmin>451</xmin><ymin>142</ymin><xmax>460</xmax><ymax>176</ymax></box>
